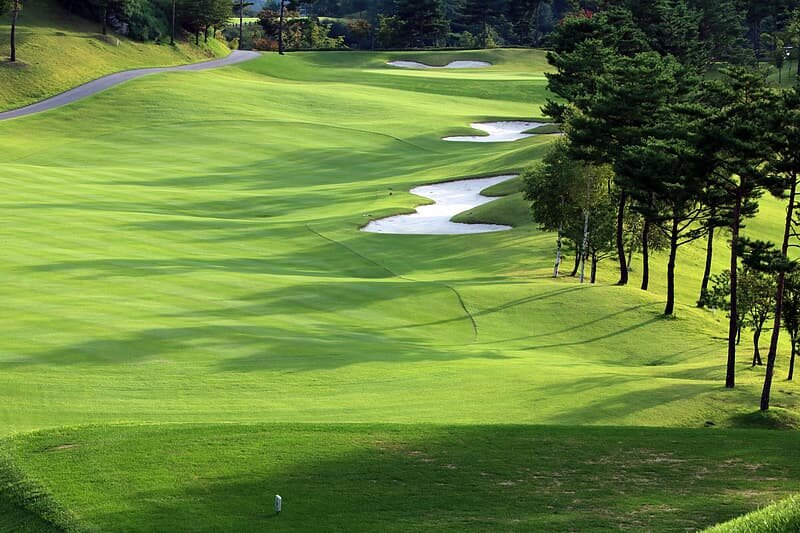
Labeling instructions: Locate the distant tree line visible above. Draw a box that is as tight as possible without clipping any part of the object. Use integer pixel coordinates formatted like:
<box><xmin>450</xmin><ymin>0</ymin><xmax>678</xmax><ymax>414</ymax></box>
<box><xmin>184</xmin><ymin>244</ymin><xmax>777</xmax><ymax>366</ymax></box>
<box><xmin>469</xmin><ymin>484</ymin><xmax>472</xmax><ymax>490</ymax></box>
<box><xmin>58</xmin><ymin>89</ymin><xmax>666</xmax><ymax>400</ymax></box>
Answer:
<box><xmin>242</xmin><ymin>0</ymin><xmax>800</xmax><ymax>51</ymax></box>
<box><xmin>15</xmin><ymin>0</ymin><xmax>800</xmax><ymax>55</ymax></box>
<box><xmin>264</xmin><ymin>0</ymin><xmax>575</xmax><ymax>49</ymax></box>
<box><xmin>529</xmin><ymin>1</ymin><xmax>800</xmax><ymax>413</ymax></box>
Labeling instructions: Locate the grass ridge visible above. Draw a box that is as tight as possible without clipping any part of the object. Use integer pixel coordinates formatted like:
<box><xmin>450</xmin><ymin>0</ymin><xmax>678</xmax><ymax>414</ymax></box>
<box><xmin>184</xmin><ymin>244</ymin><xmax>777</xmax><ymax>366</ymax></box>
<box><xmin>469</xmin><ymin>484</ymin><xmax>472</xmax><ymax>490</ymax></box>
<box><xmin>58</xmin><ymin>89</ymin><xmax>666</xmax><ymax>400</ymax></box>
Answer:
<box><xmin>707</xmin><ymin>494</ymin><xmax>800</xmax><ymax>532</ymax></box>
<box><xmin>0</xmin><ymin>443</ymin><xmax>82</xmax><ymax>532</ymax></box>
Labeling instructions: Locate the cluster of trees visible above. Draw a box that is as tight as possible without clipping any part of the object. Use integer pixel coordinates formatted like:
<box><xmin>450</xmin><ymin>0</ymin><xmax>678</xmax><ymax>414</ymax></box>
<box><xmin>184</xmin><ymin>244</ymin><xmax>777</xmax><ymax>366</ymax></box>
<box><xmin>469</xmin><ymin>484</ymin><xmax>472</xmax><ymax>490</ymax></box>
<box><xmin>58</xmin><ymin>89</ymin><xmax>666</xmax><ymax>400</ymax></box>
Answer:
<box><xmin>55</xmin><ymin>0</ymin><xmax>231</xmax><ymax>43</ymax></box>
<box><xmin>248</xmin><ymin>0</ymin><xmax>574</xmax><ymax>49</ymax></box>
<box><xmin>528</xmin><ymin>2</ymin><xmax>800</xmax><ymax>411</ymax></box>
<box><xmin>254</xmin><ymin>1</ymin><xmax>345</xmax><ymax>51</ymax></box>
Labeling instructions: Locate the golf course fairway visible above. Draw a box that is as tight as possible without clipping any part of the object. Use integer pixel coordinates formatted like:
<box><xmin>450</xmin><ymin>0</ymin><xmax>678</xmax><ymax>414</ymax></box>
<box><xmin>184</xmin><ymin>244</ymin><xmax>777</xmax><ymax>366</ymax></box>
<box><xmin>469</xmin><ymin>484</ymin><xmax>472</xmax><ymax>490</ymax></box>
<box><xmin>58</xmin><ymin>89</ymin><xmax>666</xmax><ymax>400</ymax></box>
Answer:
<box><xmin>1</xmin><ymin>49</ymin><xmax>798</xmax><ymax>531</ymax></box>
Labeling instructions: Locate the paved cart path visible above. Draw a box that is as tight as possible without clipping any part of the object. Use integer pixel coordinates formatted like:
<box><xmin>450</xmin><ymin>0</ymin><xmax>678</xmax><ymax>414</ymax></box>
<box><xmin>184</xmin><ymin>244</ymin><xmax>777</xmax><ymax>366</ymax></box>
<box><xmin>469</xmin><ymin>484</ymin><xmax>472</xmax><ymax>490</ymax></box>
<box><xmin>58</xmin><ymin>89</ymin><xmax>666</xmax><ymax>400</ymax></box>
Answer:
<box><xmin>0</xmin><ymin>50</ymin><xmax>261</xmax><ymax>121</ymax></box>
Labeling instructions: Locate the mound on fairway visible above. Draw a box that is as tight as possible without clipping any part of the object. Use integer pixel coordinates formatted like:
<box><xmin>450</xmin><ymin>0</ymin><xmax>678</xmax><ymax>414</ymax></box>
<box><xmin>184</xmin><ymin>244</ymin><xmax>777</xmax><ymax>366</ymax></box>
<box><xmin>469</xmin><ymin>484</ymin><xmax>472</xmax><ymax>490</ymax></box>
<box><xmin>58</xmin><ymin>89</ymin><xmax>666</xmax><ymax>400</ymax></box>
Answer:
<box><xmin>0</xmin><ymin>48</ymin><xmax>798</xmax><ymax>530</ymax></box>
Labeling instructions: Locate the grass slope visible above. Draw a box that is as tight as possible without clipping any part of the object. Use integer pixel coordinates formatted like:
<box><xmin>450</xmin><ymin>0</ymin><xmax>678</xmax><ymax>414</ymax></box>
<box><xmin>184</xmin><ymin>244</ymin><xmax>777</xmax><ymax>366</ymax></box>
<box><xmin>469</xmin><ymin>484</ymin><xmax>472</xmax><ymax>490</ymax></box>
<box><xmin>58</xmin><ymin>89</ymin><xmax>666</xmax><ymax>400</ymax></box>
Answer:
<box><xmin>0</xmin><ymin>0</ymin><xmax>228</xmax><ymax>112</ymax></box>
<box><xmin>0</xmin><ymin>48</ymin><xmax>798</xmax><ymax>529</ymax></box>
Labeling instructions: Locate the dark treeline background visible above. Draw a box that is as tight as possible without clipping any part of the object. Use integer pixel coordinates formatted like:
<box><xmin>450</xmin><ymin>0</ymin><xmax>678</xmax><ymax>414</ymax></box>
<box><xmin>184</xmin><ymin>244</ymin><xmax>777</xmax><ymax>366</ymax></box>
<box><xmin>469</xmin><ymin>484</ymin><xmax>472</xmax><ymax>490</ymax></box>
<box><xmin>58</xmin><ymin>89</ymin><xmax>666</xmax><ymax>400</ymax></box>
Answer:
<box><xmin>49</xmin><ymin>0</ymin><xmax>800</xmax><ymax>55</ymax></box>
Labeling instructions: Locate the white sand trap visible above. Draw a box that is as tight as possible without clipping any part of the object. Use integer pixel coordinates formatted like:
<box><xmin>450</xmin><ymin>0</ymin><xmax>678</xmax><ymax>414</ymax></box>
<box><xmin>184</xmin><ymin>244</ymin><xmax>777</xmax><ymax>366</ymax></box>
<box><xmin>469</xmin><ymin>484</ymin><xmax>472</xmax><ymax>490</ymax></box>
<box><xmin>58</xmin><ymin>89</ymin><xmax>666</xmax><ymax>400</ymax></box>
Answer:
<box><xmin>362</xmin><ymin>175</ymin><xmax>518</xmax><ymax>235</ymax></box>
<box><xmin>387</xmin><ymin>60</ymin><xmax>492</xmax><ymax>69</ymax></box>
<box><xmin>443</xmin><ymin>121</ymin><xmax>544</xmax><ymax>143</ymax></box>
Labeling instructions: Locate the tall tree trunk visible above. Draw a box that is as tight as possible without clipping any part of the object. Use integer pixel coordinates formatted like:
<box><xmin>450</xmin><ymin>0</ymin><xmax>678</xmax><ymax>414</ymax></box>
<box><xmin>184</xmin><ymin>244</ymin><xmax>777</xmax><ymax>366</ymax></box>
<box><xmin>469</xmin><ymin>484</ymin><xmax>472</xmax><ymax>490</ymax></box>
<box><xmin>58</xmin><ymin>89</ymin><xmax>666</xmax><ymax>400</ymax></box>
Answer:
<box><xmin>761</xmin><ymin>174</ymin><xmax>797</xmax><ymax>410</ymax></box>
<box><xmin>102</xmin><ymin>3</ymin><xmax>109</xmax><ymax>36</ymax></box>
<box><xmin>553</xmin><ymin>222</ymin><xmax>563</xmax><ymax>278</ymax></box>
<box><xmin>641</xmin><ymin>219</ymin><xmax>650</xmax><ymax>291</ymax></box>
<box><xmin>753</xmin><ymin>327</ymin><xmax>763</xmax><ymax>366</ymax></box>
<box><xmin>615</xmin><ymin>193</ymin><xmax>629</xmax><ymax>285</ymax></box>
<box><xmin>789</xmin><ymin>342</ymin><xmax>797</xmax><ymax>380</ymax></box>
<box><xmin>195</xmin><ymin>30</ymin><xmax>199</xmax><ymax>45</ymax></box>
<box><xmin>171</xmin><ymin>0</ymin><xmax>176</xmax><ymax>45</ymax></box>
<box><xmin>10</xmin><ymin>0</ymin><xmax>18</xmax><ymax>62</ymax></box>
<box><xmin>727</xmin><ymin>187</ymin><xmax>744</xmax><ymax>389</ymax></box>
<box><xmin>204</xmin><ymin>26</ymin><xmax>209</xmax><ymax>43</ymax></box>
<box><xmin>278</xmin><ymin>0</ymin><xmax>286</xmax><ymax>55</ymax></box>
<box><xmin>752</xmin><ymin>21</ymin><xmax>761</xmax><ymax>62</ymax></box>
<box><xmin>570</xmin><ymin>253</ymin><xmax>580</xmax><ymax>277</ymax></box>
<box><xmin>664</xmin><ymin>218</ymin><xmax>679</xmax><ymax>316</ymax></box>
<box><xmin>579</xmin><ymin>208</ymin><xmax>590</xmax><ymax>284</ymax></box>
<box><xmin>590</xmin><ymin>252</ymin><xmax>598</xmax><ymax>284</ymax></box>
<box><xmin>239</xmin><ymin>0</ymin><xmax>244</xmax><ymax>48</ymax></box>
<box><xmin>698</xmin><ymin>225</ymin><xmax>715</xmax><ymax>307</ymax></box>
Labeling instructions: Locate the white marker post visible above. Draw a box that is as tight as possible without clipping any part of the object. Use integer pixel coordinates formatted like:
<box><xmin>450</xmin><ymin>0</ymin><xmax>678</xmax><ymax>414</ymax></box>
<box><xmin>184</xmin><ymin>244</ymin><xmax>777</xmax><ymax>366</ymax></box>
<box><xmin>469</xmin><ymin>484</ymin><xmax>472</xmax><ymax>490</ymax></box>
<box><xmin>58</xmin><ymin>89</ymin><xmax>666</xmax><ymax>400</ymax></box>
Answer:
<box><xmin>275</xmin><ymin>494</ymin><xmax>282</xmax><ymax>515</ymax></box>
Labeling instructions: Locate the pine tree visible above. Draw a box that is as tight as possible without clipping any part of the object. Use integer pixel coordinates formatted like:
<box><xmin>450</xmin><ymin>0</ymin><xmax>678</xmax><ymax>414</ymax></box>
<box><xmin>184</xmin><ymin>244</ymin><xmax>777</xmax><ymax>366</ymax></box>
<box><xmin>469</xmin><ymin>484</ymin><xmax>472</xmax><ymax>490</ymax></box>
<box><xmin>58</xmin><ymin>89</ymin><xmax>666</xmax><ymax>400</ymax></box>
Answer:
<box><xmin>567</xmin><ymin>50</ymin><xmax>680</xmax><ymax>289</ymax></box>
<box><xmin>545</xmin><ymin>7</ymin><xmax>652</xmax><ymax>286</ymax></box>
<box><xmin>695</xmin><ymin>67</ymin><xmax>773</xmax><ymax>388</ymax></box>
<box><xmin>395</xmin><ymin>0</ymin><xmax>448</xmax><ymax>47</ymax></box>
<box><xmin>460</xmin><ymin>0</ymin><xmax>503</xmax><ymax>47</ymax></box>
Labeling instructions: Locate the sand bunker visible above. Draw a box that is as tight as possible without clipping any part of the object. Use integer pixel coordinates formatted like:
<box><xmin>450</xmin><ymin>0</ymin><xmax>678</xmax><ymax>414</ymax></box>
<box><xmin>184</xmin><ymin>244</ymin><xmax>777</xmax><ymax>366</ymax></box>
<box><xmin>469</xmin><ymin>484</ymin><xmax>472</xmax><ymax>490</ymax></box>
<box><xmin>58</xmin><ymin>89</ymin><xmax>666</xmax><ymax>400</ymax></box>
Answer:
<box><xmin>387</xmin><ymin>60</ymin><xmax>492</xmax><ymax>69</ymax></box>
<box><xmin>443</xmin><ymin>121</ymin><xmax>544</xmax><ymax>143</ymax></box>
<box><xmin>362</xmin><ymin>175</ymin><xmax>517</xmax><ymax>235</ymax></box>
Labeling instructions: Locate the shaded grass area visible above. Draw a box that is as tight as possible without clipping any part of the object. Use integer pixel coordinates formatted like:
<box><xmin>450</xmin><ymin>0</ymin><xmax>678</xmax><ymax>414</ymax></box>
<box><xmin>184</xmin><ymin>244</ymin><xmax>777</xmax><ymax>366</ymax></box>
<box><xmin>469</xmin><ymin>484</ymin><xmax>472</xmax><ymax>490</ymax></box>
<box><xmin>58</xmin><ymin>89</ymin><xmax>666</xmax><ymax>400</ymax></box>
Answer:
<box><xmin>0</xmin><ymin>499</ymin><xmax>62</xmax><ymax>533</ymax></box>
<box><xmin>2</xmin><ymin>423</ymin><xmax>799</xmax><ymax>532</ymax></box>
<box><xmin>0</xmin><ymin>0</ymin><xmax>228</xmax><ymax>111</ymax></box>
<box><xmin>0</xmin><ymin>453</ymin><xmax>73</xmax><ymax>532</ymax></box>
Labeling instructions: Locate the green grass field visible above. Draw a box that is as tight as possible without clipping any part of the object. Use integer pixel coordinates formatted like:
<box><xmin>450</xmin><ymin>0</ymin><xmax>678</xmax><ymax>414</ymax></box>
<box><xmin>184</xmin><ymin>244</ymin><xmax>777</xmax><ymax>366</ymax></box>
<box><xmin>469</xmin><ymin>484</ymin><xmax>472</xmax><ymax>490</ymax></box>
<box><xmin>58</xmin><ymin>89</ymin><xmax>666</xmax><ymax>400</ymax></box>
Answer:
<box><xmin>0</xmin><ymin>0</ymin><xmax>229</xmax><ymax>112</ymax></box>
<box><xmin>1</xmin><ymin>48</ymin><xmax>799</xmax><ymax>530</ymax></box>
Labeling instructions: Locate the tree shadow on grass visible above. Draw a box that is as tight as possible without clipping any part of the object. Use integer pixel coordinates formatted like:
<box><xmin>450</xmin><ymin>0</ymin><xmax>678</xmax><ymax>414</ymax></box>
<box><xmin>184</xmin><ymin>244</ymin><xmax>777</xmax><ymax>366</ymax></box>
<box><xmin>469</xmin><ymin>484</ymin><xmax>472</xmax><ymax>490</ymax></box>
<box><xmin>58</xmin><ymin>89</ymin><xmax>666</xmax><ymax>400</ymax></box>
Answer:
<box><xmin>1</xmin><ymin>323</ymin><xmax>508</xmax><ymax>371</ymax></box>
<box><xmin>549</xmin><ymin>381</ymin><xmax>711</xmax><ymax>425</ymax></box>
<box><xmin>383</xmin><ymin>284</ymin><xmax>586</xmax><ymax>334</ymax></box>
<box><xmin>25</xmin><ymin>243</ymin><xmax>395</xmax><ymax>280</ymax></box>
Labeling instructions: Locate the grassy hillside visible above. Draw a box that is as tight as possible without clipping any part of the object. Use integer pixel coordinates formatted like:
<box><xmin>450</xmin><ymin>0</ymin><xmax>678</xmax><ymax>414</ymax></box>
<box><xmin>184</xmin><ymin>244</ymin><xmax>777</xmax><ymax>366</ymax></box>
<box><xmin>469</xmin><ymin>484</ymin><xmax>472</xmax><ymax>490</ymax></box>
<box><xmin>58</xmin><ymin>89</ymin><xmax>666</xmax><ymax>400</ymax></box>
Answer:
<box><xmin>0</xmin><ymin>0</ymin><xmax>229</xmax><ymax>112</ymax></box>
<box><xmin>0</xmin><ymin>48</ymin><xmax>797</xmax><ymax>529</ymax></box>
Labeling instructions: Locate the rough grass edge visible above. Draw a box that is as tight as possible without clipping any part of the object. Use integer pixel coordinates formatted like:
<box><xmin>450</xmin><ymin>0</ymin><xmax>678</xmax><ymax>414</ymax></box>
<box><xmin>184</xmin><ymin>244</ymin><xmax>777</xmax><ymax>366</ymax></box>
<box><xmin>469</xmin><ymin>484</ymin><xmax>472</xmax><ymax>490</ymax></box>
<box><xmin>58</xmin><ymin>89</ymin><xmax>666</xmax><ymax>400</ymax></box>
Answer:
<box><xmin>706</xmin><ymin>494</ymin><xmax>800</xmax><ymax>532</ymax></box>
<box><xmin>0</xmin><ymin>445</ymin><xmax>84</xmax><ymax>532</ymax></box>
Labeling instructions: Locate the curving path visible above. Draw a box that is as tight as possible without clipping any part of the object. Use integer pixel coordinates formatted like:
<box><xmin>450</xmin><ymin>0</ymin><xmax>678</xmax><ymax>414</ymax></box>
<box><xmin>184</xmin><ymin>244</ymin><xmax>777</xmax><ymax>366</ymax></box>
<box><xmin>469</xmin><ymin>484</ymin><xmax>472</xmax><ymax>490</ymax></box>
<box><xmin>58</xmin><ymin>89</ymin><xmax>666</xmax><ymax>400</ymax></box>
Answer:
<box><xmin>0</xmin><ymin>50</ymin><xmax>261</xmax><ymax>121</ymax></box>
